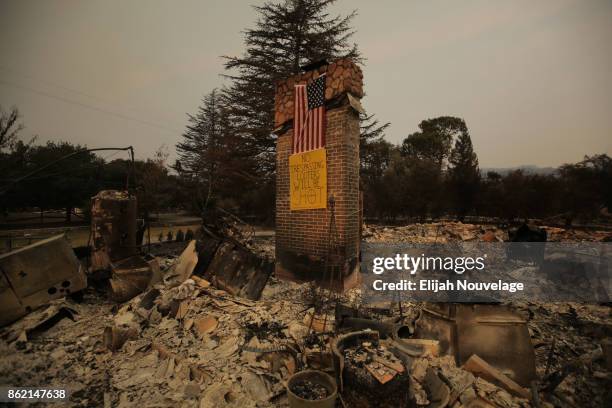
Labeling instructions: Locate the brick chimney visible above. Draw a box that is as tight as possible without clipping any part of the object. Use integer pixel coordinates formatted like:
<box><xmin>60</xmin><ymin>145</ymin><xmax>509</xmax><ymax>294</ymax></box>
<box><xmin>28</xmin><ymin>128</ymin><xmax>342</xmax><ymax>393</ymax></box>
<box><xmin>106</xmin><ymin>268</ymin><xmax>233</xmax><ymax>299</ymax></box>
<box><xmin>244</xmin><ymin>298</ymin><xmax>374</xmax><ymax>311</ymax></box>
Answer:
<box><xmin>274</xmin><ymin>58</ymin><xmax>363</xmax><ymax>290</ymax></box>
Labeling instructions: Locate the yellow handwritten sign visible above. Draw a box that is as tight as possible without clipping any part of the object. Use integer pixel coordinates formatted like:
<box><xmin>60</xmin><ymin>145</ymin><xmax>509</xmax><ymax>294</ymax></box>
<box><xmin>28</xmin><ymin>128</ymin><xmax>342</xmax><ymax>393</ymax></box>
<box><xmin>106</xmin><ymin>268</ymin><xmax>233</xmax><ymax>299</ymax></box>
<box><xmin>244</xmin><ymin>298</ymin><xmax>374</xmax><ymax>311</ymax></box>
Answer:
<box><xmin>289</xmin><ymin>148</ymin><xmax>327</xmax><ymax>210</ymax></box>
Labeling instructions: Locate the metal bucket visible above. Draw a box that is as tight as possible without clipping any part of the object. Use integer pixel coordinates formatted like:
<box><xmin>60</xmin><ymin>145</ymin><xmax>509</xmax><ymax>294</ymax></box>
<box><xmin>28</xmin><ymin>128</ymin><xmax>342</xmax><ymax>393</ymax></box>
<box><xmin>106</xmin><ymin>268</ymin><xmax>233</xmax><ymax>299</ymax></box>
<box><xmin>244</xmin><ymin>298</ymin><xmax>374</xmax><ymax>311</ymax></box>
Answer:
<box><xmin>287</xmin><ymin>370</ymin><xmax>337</xmax><ymax>408</ymax></box>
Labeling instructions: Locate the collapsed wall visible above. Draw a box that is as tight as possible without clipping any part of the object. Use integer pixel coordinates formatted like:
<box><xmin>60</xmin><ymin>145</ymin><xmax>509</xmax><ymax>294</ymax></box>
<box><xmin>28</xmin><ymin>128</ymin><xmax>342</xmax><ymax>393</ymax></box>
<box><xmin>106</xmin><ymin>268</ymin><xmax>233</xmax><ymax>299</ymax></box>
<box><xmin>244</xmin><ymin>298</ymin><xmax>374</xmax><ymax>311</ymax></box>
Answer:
<box><xmin>274</xmin><ymin>58</ymin><xmax>363</xmax><ymax>290</ymax></box>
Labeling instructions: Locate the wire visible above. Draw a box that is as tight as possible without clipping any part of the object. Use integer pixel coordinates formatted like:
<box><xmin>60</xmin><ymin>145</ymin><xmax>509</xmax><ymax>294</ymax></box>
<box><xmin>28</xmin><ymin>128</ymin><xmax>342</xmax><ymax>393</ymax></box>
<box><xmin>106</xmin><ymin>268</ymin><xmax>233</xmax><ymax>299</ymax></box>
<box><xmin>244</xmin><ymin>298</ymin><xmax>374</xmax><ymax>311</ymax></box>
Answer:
<box><xmin>0</xmin><ymin>149</ymin><xmax>125</xmax><ymax>182</ymax></box>
<box><xmin>99</xmin><ymin>149</ymin><xmax>124</xmax><ymax>162</ymax></box>
<box><xmin>8</xmin><ymin>165</ymin><xmax>96</xmax><ymax>182</ymax></box>
<box><xmin>0</xmin><ymin>79</ymin><xmax>181</xmax><ymax>134</ymax></box>
<box><xmin>0</xmin><ymin>65</ymin><xmax>187</xmax><ymax>124</ymax></box>
<box><xmin>0</xmin><ymin>65</ymin><xmax>116</xmax><ymax>106</ymax></box>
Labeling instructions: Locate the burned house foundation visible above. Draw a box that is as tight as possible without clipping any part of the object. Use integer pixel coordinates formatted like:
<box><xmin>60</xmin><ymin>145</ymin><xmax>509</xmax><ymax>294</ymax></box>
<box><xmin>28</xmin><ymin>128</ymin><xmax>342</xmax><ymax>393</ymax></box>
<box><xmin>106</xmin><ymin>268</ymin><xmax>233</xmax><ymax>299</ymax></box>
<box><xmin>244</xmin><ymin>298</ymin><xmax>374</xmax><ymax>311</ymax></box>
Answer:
<box><xmin>0</xmin><ymin>220</ymin><xmax>610</xmax><ymax>407</ymax></box>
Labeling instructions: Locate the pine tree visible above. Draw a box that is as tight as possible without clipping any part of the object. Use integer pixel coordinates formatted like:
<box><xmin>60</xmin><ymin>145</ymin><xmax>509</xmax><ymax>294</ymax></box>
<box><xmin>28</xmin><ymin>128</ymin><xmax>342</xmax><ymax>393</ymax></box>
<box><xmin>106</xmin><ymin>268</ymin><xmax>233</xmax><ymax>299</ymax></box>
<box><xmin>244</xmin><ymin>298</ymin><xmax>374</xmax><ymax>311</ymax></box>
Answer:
<box><xmin>360</xmin><ymin>113</ymin><xmax>391</xmax><ymax>216</ymax></box>
<box><xmin>360</xmin><ymin>113</ymin><xmax>390</xmax><ymax>145</ymax></box>
<box><xmin>448</xmin><ymin>131</ymin><xmax>479</xmax><ymax>176</ymax></box>
<box><xmin>448</xmin><ymin>130</ymin><xmax>480</xmax><ymax>218</ymax></box>
<box><xmin>223</xmin><ymin>0</ymin><xmax>387</xmax><ymax>181</ymax></box>
<box><xmin>175</xmin><ymin>89</ymin><xmax>237</xmax><ymax>211</ymax></box>
<box><xmin>178</xmin><ymin>1</ymin><xmax>390</xmax><ymax>217</ymax></box>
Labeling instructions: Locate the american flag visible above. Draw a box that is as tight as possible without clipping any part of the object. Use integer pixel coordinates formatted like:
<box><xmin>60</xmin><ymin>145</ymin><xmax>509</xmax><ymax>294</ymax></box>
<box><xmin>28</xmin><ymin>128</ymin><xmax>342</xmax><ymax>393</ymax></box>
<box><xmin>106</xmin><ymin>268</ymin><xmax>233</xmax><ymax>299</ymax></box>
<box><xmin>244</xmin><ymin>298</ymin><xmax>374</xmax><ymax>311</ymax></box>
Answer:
<box><xmin>293</xmin><ymin>74</ymin><xmax>326</xmax><ymax>153</ymax></box>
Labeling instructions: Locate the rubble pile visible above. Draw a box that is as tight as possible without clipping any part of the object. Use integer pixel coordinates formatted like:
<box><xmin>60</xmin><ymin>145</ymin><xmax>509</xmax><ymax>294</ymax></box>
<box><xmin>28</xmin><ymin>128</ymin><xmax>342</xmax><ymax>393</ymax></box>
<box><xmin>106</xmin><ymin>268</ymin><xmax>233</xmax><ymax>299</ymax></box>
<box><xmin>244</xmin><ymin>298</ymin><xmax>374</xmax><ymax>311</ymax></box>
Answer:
<box><xmin>516</xmin><ymin>301</ymin><xmax>611</xmax><ymax>406</ymax></box>
<box><xmin>363</xmin><ymin>222</ymin><xmax>611</xmax><ymax>407</ymax></box>
<box><xmin>0</xmin><ymin>221</ymin><xmax>610</xmax><ymax>407</ymax></box>
<box><xmin>97</xmin><ymin>275</ymin><xmax>307</xmax><ymax>407</ymax></box>
<box><xmin>409</xmin><ymin>355</ymin><xmax>530</xmax><ymax>407</ymax></box>
<box><xmin>0</xmin><ymin>293</ymin><xmax>116</xmax><ymax>405</ymax></box>
<box><xmin>362</xmin><ymin>222</ymin><xmax>508</xmax><ymax>243</ymax></box>
<box><xmin>542</xmin><ymin>226</ymin><xmax>611</xmax><ymax>242</ymax></box>
<box><xmin>0</xmin><ymin>255</ymin><xmax>312</xmax><ymax>406</ymax></box>
<box><xmin>363</xmin><ymin>222</ymin><xmax>611</xmax><ymax>243</ymax></box>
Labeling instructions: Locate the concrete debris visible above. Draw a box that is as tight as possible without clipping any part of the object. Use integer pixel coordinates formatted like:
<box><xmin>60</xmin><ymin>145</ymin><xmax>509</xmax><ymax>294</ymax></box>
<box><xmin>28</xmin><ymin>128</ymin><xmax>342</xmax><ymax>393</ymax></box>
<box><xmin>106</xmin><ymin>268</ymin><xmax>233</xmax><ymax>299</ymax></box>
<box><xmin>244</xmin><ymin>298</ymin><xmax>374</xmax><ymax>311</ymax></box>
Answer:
<box><xmin>410</xmin><ymin>355</ymin><xmax>530</xmax><ymax>408</ymax></box>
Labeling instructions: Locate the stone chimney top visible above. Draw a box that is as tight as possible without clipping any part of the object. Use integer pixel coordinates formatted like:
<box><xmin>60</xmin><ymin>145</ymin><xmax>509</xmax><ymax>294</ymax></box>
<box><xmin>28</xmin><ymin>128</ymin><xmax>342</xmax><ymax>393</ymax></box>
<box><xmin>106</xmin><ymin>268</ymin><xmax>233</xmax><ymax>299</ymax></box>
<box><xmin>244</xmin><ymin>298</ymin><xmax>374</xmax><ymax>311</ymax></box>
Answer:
<box><xmin>274</xmin><ymin>58</ymin><xmax>363</xmax><ymax>127</ymax></box>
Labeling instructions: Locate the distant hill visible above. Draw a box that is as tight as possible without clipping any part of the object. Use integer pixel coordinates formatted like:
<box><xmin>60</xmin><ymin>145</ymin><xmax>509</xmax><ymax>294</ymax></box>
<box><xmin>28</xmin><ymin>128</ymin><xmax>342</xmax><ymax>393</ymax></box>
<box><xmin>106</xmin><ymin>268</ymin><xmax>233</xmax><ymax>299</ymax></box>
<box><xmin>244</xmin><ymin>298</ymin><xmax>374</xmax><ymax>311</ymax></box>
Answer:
<box><xmin>480</xmin><ymin>165</ymin><xmax>557</xmax><ymax>176</ymax></box>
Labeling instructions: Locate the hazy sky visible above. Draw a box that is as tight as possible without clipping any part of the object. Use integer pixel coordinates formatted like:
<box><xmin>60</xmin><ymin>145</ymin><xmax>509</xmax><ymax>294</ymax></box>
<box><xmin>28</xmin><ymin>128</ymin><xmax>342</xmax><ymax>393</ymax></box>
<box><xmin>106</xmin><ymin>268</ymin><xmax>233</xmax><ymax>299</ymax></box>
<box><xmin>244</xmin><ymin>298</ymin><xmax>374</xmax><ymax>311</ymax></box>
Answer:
<box><xmin>0</xmin><ymin>0</ymin><xmax>610</xmax><ymax>167</ymax></box>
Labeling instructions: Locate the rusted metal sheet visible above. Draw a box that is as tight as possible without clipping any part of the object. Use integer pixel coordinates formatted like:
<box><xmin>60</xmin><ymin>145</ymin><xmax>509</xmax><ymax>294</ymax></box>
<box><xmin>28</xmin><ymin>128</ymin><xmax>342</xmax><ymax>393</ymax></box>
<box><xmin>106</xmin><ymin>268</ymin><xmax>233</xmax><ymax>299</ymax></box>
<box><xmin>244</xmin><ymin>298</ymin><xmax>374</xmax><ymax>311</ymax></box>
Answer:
<box><xmin>90</xmin><ymin>190</ymin><xmax>137</xmax><ymax>271</ymax></box>
<box><xmin>202</xmin><ymin>241</ymin><xmax>273</xmax><ymax>301</ymax></box>
<box><xmin>414</xmin><ymin>304</ymin><xmax>536</xmax><ymax>387</ymax></box>
<box><xmin>109</xmin><ymin>255</ymin><xmax>153</xmax><ymax>302</ymax></box>
<box><xmin>0</xmin><ymin>234</ymin><xmax>87</xmax><ymax>326</ymax></box>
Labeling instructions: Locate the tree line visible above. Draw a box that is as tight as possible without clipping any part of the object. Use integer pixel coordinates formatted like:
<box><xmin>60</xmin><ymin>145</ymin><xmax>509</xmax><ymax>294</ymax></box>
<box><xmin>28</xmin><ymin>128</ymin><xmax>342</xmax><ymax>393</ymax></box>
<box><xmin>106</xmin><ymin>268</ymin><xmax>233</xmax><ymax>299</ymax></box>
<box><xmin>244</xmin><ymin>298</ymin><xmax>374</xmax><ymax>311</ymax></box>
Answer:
<box><xmin>361</xmin><ymin>115</ymin><xmax>611</xmax><ymax>224</ymax></box>
<box><xmin>1</xmin><ymin>107</ymin><xmax>610</xmax><ymax>226</ymax></box>
<box><xmin>0</xmin><ymin>108</ymin><xmax>181</xmax><ymax>223</ymax></box>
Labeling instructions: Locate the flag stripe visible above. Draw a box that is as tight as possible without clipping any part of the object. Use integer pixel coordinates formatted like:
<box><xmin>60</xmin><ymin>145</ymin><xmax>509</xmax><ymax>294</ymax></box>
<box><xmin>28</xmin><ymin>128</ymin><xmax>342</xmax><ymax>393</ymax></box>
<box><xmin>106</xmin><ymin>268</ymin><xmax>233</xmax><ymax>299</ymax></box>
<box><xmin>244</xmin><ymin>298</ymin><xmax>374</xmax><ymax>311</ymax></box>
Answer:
<box><xmin>294</xmin><ymin>85</ymin><xmax>304</xmax><ymax>153</ymax></box>
<box><xmin>309</xmin><ymin>109</ymin><xmax>314</xmax><ymax>150</ymax></box>
<box><xmin>293</xmin><ymin>75</ymin><xmax>326</xmax><ymax>154</ymax></box>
